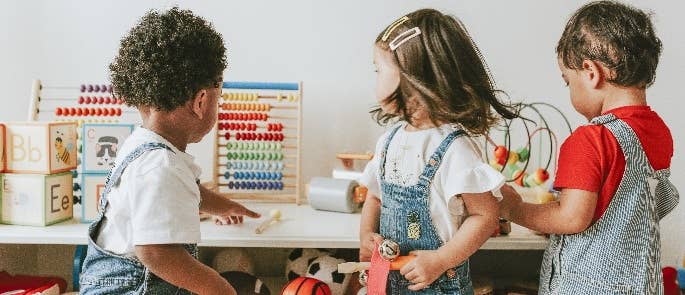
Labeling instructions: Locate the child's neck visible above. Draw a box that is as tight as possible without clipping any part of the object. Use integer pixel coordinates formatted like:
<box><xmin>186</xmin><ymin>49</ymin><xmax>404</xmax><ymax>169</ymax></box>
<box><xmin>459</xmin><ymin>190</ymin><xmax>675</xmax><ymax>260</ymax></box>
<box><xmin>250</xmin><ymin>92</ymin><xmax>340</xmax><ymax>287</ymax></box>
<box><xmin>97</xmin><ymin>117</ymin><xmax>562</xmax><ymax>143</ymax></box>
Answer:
<box><xmin>140</xmin><ymin>107</ymin><xmax>191</xmax><ymax>152</ymax></box>
<box><xmin>600</xmin><ymin>85</ymin><xmax>647</xmax><ymax>114</ymax></box>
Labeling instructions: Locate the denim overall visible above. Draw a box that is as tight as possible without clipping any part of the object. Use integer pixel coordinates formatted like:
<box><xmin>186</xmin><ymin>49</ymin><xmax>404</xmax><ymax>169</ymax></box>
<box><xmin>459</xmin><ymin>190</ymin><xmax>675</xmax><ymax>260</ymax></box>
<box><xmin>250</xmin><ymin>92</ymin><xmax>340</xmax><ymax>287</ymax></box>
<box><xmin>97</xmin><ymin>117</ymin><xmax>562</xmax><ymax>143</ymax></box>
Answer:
<box><xmin>539</xmin><ymin>114</ymin><xmax>679</xmax><ymax>295</ymax></box>
<box><xmin>379</xmin><ymin>126</ymin><xmax>474</xmax><ymax>295</ymax></box>
<box><xmin>80</xmin><ymin>143</ymin><xmax>199</xmax><ymax>295</ymax></box>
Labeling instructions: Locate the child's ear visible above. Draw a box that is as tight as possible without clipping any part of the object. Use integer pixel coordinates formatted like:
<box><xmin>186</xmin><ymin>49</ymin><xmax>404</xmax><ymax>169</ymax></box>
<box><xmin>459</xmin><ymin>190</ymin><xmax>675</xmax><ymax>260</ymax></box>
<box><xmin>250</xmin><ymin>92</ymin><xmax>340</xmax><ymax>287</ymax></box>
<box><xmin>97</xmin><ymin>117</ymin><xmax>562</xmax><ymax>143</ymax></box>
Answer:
<box><xmin>190</xmin><ymin>89</ymin><xmax>208</xmax><ymax>119</ymax></box>
<box><xmin>581</xmin><ymin>59</ymin><xmax>604</xmax><ymax>89</ymax></box>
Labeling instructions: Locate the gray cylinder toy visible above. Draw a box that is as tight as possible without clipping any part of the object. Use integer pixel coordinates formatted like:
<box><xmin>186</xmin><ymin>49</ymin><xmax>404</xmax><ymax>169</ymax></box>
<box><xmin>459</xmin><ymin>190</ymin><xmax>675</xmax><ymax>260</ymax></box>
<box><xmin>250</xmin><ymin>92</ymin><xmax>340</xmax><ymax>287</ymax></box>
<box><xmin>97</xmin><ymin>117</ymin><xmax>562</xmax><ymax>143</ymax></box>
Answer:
<box><xmin>307</xmin><ymin>177</ymin><xmax>362</xmax><ymax>213</ymax></box>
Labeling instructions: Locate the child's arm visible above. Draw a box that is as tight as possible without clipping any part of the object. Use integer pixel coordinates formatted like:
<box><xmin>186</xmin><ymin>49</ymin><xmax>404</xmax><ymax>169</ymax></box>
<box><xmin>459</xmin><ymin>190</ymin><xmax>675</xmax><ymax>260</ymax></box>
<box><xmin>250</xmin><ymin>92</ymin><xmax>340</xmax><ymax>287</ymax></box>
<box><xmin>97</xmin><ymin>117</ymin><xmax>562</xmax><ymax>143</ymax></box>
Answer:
<box><xmin>359</xmin><ymin>193</ymin><xmax>384</xmax><ymax>261</ymax></box>
<box><xmin>136</xmin><ymin>244</ymin><xmax>236</xmax><ymax>295</ymax></box>
<box><xmin>499</xmin><ymin>184</ymin><xmax>596</xmax><ymax>234</ymax></box>
<box><xmin>400</xmin><ymin>192</ymin><xmax>499</xmax><ymax>291</ymax></box>
<box><xmin>199</xmin><ymin>185</ymin><xmax>261</xmax><ymax>224</ymax></box>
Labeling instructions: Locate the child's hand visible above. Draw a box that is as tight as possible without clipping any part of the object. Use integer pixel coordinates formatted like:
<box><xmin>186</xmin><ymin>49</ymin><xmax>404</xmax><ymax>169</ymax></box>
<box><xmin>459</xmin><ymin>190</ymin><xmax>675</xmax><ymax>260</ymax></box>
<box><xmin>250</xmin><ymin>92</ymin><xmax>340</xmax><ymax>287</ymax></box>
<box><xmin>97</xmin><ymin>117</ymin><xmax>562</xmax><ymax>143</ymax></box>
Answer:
<box><xmin>213</xmin><ymin>200</ymin><xmax>261</xmax><ymax>225</ymax></box>
<box><xmin>359</xmin><ymin>232</ymin><xmax>384</xmax><ymax>261</ymax></box>
<box><xmin>400</xmin><ymin>250</ymin><xmax>450</xmax><ymax>291</ymax></box>
<box><xmin>499</xmin><ymin>184</ymin><xmax>522</xmax><ymax>220</ymax></box>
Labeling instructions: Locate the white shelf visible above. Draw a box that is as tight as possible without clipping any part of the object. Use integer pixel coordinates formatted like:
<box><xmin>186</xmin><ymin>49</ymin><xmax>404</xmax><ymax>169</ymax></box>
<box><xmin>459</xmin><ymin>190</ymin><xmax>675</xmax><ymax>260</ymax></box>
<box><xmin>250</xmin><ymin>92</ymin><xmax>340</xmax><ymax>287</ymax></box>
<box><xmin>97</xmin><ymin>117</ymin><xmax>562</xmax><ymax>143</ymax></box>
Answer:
<box><xmin>0</xmin><ymin>203</ymin><xmax>548</xmax><ymax>250</ymax></box>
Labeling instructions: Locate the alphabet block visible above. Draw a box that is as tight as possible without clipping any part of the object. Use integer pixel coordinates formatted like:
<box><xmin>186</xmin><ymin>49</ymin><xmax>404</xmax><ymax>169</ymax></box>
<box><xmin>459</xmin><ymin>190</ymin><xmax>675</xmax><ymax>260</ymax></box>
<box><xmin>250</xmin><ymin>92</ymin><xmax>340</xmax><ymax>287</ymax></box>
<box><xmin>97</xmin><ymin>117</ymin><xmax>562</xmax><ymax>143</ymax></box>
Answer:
<box><xmin>1</xmin><ymin>172</ymin><xmax>73</xmax><ymax>226</ymax></box>
<box><xmin>80</xmin><ymin>173</ymin><xmax>107</xmax><ymax>223</ymax></box>
<box><xmin>5</xmin><ymin>122</ymin><xmax>78</xmax><ymax>174</ymax></box>
<box><xmin>0</xmin><ymin>124</ymin><xmax>5</xmax><ymax>172</ymax></box>
<box><xmin>81</xmin><ymin>123</ymin><xmax>134</xmax><ymax>174</ymax></box>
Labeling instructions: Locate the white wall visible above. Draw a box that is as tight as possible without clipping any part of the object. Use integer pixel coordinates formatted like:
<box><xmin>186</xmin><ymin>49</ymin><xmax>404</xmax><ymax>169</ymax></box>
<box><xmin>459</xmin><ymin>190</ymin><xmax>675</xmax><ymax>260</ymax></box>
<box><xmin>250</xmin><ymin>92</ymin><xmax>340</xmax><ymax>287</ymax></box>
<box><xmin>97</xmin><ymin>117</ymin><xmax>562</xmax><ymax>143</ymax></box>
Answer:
<box><xmin>1</xmin><ymin>0</ymin><xmax>683</xmax><ymax>266</ymax></box>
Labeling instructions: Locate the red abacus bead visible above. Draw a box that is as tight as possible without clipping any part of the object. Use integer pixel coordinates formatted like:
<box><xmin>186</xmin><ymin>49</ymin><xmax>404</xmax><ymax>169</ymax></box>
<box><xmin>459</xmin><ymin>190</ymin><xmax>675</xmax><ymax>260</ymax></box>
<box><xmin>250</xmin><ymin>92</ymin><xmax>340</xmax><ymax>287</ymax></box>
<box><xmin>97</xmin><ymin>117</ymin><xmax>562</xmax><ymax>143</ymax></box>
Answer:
<box><xmin>83</xmin><ymin>108</ymin><xmax>90</xmax><ymax>116</ymax></box>
<box><xmin>279</xmin><ymin>134</ymin><xmax>285</xmax><ymax>141</ymax></box>
<box><xmin>104</xmin><ymin>108</ymin><xmax>112</xmax><ymax>116</ymax></box>
<box><xmin>257</xmin><ymin>133</ymin><xmax>263</xmax><ymax>141</ymax></box>
<box><xmin>218</xmin><ymin>113</ymin><xmax>224</xmax><ymax>120</ymax></box>
<box><xmin>71</xmin><ymin>107</ymin><xmax>79</xmax><ymax>116</ymax></box>
<box><xmin>239</xmin><ymin>123</ymin><xmax>246</xmax><ymax>130</ymax></box>
<box><xmin>80</xmin><ymin>84</ymin><xmax>86</xmax><ymax>92</ymax></box>
<box><xmin>279</xmin><ymin>123</ymin><xmax>284</xmax><ymax>131</ymax></box>
<box><xmin>55</xmin><ymin>108</ymin><xmax>63</xmax><ymax>116</ymax></box>
<box><xmin>76</xmin><ymin>108</ymin><xmax>83</xmax><ymax>116</ymax></box>
<box><xmin>251</xmin><ymin>123</ymin><xmax>257</xmax><ymax>131</ymax></box>
<box><xmin>105</xmin><ymin>97</ymin><xmax>112</xmax><ymax>104</ymax></box>
<box><xmin>224</xmin><ymin>133</ymin><xmax>231</xmax><ymax>140</ymax></box>
<box><xmin>97</xmin><ymin>108</ymin><xmax>104</xmax><ymax>116</ymax></box>
<box><xmin>218</xmin><ymin>123</ymin><xmax>224</xmax><ymax>130</ymax></box>
<box><xmin>267</xmin><ymin>124</ymin><xmax>272</xmax><ymax>132</ymax></box>
<box><xmin>78</xmin><ymin>96</ymin><xmax>85</xmax><ymax>104</ymax></box>
<box><xmin>262</xmin><ymin>114</ymin><xmax>268</xmax><ymax>121</ymax></box>
<box><xmin>236</xmin><ymin>133</ymin><xmax>242</xmax><ymax>140</ymax></box>
<box><xmin>118</xmin><ymin>98</ymin><xmax>124</xmax><ymax>105</ymax></box>
<box><xmin>98</xmin><ymin>97</ymin><xmax>105</xmax><ymax>104</ymax></box>
<box><xmin>116</xmin><ymin>108</ymin><xmax>122</xmax><ymax>116</ymax></box>
<box><xmin>94</xmin><ymin>85</ymin><xmax>101</xmax><ymax>92</ymax></box>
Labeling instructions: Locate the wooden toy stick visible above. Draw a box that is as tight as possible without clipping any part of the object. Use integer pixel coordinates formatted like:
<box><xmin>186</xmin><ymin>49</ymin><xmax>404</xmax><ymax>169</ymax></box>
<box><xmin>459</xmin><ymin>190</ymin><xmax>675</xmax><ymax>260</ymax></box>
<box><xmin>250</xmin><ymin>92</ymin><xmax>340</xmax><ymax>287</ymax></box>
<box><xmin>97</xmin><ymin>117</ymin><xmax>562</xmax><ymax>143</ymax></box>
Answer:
<box><xmin>254</xmin><ymin>209</ymin><xmax>282</xmax><ymax>234</ymax></box>
<box><xmin>338</xmin><ymin>255</ymin><xmax>415</xmax><ymax>273</ymax></box>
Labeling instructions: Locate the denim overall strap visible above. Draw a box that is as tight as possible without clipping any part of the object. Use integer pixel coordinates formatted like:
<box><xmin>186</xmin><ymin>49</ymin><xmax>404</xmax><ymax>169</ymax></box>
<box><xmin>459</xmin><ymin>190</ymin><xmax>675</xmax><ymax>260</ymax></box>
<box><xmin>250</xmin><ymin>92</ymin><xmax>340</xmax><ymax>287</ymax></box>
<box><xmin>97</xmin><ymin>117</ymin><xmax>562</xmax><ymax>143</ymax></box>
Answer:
<box><xmin>80</xmin><ymin>142</ymin><xmax>197</xmax><ymax>295</ymax></box>
<box><xmin>416</xmin><ymin>129</ymin><xmax>466</xmax><ymax>190</ymax></box>
<box><xmin>379</xmin><ymin>125</ymin><xmax>403</xmax><ymax>181</ymax></box>
<box><xmin>378</xmin><ymin>127</ymin><xmax>472</xmax><ymax>294</ymax></box>
<box><xmin>96</xmin><ymin>142</ymin><xmax>173</xmax><ymax>218</ymax></box>
<box><xmin>539</xmin><ymin>113</ymin><xmax>674</xmax><ymax>295</ymax></box>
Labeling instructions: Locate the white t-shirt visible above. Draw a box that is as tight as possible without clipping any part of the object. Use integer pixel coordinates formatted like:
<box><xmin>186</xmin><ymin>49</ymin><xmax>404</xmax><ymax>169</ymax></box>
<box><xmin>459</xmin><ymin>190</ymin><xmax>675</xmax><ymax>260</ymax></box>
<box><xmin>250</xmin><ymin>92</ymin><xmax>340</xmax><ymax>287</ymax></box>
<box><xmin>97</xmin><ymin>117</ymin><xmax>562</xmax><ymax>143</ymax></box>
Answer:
<box><xmin>96</xmin><ymin>127</ymin><xmax>203</xmax><ymax>257</ymax></box>
<box><xmin>358</xmin><ymin>122</ymin><xmax>504</xmax><ymax>243</ymax></box>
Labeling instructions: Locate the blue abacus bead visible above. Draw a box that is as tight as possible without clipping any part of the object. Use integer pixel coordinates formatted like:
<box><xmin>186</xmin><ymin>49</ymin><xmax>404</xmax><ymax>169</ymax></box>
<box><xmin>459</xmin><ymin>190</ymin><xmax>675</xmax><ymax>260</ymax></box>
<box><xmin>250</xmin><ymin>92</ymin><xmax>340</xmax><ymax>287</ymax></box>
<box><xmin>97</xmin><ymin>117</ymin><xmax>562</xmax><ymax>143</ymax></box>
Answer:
<box><xmin>227</xmin><ymin>181</ymin><xmax>234</xmax><ymax>189</ymax></box>
<box><xmin>248</xmin><ymin>181</ymin><xmax>255</xmax><ymax>189</ymax></box>
<box><xmin>224</xmin><ymin>172</ymin><xmax>230</xmax><ymax>179</ymax></box>
<box><xmin>277</xmin><ymin>182</ymin><xmax>283</xmax><ymax>190</ymax></box>
<box><xmin>73</xmin><ymin>183</ymin><xmax>81</xmax><ymax>191</ymax></box>
<box><xmin>72</xmin><ymin>170</ymin><xmax>79</xmax><ymax>178</ymax></box>
<box><xmin>226</xmin><ymin>162</ymin><xmax>232</xmax><ymax>169</ymax></box>
<box><xmin>278</xmin><ymin>162</ymin><xmax>284</xmax><ymax>171</ymax></box>
<box><xmin>258</xmin><ymin>182</ymin><xmax>265</xmax><ymax>190</ymax></box>
<box><xmin>276</xmin><ymin>172</ymin><xmax>283</xmax><ymax>180</ymax></box>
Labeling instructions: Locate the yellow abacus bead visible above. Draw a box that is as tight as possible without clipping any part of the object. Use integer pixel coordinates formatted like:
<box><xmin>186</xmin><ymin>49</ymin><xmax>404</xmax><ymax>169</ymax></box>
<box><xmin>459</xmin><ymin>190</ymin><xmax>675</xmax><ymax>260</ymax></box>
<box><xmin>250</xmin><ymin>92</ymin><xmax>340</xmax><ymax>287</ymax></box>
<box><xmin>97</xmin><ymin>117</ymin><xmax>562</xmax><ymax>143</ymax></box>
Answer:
<box><xmin>241</xmin><ymin>93</ymin><xmax>247</xmax><ymax>101</ymax></box>
<box><xmin>251</xmin><ymin>93</ymin><xmax>258</xmax><ymax>101</ymax></box>
<box><xmin>222</xmin><ymin>93</ymin><xmax>229</xmax><ymax>100</ymax></box>
<box><xmin>286</xmin><ymin>94</ymin><xmax>292</xmax><ymax>102</ymax></box>
<box><xmin>293</xmin><ymin>94</ymin><xmax>300</xmax><ymax>102</ymax></box>
<box><xmin>277</xmin><ymin>94</ymin><xmax>283</xmax><ymax>102</ymax></box>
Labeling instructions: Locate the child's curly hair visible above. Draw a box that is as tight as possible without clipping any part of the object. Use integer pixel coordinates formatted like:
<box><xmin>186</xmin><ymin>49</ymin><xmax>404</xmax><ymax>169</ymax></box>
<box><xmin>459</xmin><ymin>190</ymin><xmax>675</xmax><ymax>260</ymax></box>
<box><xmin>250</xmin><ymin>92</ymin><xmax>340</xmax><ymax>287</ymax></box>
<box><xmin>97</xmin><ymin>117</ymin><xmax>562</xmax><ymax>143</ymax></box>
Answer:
<box><xmin>372</xmin><ymin>9</ymin><xmax>518</xmax><ymax>135</ymax></box>
<box><xmin>110</xmin><ymin>7</ymin><xmax>227</xmax><ymax>111</ymax></box>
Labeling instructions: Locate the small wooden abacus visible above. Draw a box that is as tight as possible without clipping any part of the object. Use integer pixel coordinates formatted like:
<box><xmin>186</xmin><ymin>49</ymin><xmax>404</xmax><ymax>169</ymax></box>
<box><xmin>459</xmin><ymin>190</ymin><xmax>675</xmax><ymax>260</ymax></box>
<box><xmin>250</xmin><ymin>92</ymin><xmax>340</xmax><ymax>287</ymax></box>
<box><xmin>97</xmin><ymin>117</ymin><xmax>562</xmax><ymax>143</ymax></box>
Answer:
<box><xmin>210</xmin><ymin>81</ymin><xmax>303</xmax><ymax>204</ymax></box>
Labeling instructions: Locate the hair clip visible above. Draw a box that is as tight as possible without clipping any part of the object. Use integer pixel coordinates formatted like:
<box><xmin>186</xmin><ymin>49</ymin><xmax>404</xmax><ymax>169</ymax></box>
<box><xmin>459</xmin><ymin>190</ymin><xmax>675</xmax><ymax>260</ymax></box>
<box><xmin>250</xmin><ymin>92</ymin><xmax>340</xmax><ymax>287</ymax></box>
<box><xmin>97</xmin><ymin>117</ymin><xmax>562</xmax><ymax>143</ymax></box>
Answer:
<box><xmin>389</xmin><ymin>27</ymin><xmax>421</xmax><ymax>51</ymax></box>
<box><xmin>382</xmin><ymin>16</ymin><xmax>410</xmax><ymax>41</ymax></box>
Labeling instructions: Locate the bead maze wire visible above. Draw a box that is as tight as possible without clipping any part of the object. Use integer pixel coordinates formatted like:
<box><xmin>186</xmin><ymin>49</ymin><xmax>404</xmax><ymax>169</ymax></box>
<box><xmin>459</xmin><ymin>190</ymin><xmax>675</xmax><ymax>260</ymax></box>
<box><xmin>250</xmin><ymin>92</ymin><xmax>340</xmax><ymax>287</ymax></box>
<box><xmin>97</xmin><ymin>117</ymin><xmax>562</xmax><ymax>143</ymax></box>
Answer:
<box><xmin>209</xmin><ymin>81</ymin><xmax>303</xmax><ymax>204</ymax></box>
<box><xmin>484</xmin><ymin>102</ymin><xmax>572</xmax><ymax>187</ymax></box>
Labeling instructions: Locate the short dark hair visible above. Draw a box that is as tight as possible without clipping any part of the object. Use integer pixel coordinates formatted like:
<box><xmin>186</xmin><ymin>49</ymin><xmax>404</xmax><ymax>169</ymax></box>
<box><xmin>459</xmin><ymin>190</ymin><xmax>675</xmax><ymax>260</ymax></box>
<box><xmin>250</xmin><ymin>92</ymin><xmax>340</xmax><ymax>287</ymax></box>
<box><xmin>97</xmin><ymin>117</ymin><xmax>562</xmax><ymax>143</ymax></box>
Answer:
<box><xmin>110</xmin><ymin>7</ymin><xmax>227</xmax><ymax>111</ymax></box>
<box><xmin>557</xmin><ymin>1</ymin><xmax>662</xmax><ymax>88</ymax></box>
<box><xmin>372</xmin><ymin>9</ymin><xmax>518</xmax><ymax>135</ymax></box>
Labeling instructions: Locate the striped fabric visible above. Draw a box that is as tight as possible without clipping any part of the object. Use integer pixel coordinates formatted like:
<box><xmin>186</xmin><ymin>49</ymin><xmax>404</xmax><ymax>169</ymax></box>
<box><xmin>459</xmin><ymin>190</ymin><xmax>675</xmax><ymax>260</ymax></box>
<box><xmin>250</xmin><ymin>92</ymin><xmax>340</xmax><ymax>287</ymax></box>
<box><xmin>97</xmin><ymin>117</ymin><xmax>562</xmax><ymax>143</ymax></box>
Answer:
<box><xmin>539</xmin><ymin>113</ymin><xmax>679</xmax><ymax>295</ymax></box>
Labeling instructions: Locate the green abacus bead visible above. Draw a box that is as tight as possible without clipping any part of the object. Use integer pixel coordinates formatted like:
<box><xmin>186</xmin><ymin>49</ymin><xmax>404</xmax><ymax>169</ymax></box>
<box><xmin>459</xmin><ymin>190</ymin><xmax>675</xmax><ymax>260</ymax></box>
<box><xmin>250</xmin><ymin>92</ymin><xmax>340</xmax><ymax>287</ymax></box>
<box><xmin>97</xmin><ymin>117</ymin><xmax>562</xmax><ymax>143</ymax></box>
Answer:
<box><xmin>275</xmin><ymin>143</ymin><xmax>282</xmax><ymax>150</ymax></box>
<box><xmin>278</xmin><ymin>153</ymin><xmax>284</xmax><ymax>161</ymax></box>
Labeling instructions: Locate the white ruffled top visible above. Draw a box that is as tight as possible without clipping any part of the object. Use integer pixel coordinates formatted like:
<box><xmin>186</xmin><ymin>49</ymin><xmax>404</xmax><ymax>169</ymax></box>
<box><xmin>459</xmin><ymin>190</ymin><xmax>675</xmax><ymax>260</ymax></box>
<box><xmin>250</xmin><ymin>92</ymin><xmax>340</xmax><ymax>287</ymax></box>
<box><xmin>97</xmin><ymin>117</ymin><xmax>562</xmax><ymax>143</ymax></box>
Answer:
<box><xmin>359</xmin><ymin>122</ymin><xmax>504</xmax><ymax>242</ymax></box>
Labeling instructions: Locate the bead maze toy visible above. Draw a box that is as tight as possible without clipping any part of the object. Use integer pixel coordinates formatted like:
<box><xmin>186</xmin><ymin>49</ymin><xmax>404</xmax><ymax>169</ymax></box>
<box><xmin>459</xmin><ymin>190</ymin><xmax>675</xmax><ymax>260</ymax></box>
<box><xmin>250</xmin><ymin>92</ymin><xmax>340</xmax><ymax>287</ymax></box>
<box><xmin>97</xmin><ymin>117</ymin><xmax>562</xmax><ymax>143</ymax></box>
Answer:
<box><xmin>210</xmin><ymin>82</ymin><xmax>303</xmax><ymax>203</ymax></box>
<box><xmin>485</xmin><ymin>102</ymin><xmax>573</xmax><ymax>203</ymax></box>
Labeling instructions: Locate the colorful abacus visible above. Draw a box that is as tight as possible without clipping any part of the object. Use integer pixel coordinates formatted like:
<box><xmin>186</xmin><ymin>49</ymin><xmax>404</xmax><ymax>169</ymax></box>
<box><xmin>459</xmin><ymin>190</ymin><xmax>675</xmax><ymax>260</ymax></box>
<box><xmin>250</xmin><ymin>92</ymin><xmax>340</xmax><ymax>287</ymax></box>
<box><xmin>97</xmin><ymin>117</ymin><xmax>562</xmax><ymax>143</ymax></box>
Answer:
<box><xmin>28</xmin><ymin>80</ymin><xmax>139</xmax><ymax>124</ymax></box>
<box><xmin>212</xmin><ymin>81</ymin><xmax>302</xmax><ymax>203</ymax></box>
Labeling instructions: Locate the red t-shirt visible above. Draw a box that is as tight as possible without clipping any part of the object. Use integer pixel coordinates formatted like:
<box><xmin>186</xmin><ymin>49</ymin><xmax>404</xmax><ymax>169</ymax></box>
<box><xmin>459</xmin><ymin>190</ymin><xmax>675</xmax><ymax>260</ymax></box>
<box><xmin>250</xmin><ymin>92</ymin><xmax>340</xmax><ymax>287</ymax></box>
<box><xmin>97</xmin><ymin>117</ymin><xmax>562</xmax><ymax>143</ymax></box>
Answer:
<box><xmin>553</xmin><ymin>105</ymin><xmax>673</xmax><ymax>221</ymax></box>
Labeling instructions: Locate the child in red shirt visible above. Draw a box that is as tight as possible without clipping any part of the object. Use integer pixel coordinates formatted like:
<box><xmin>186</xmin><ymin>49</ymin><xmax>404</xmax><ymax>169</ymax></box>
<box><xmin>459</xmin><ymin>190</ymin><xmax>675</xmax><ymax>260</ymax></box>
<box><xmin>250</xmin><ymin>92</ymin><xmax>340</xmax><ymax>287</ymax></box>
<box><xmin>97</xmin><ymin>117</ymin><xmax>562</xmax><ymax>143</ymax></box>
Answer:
<box><xmin>500</xmin><ymin>1</ymin><xmax>679</xmax><ymax>294</ymax></box>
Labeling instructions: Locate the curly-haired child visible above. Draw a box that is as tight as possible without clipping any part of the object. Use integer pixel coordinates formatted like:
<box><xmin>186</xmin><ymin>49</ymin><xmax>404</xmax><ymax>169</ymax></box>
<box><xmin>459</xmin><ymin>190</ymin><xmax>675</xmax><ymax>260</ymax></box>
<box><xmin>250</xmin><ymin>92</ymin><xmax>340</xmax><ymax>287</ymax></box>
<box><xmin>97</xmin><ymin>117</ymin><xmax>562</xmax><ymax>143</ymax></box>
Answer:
<box><xmin>79</xmin><ymin>7</ymin><xmax>259</xmax><ymax>295</ymax></box>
